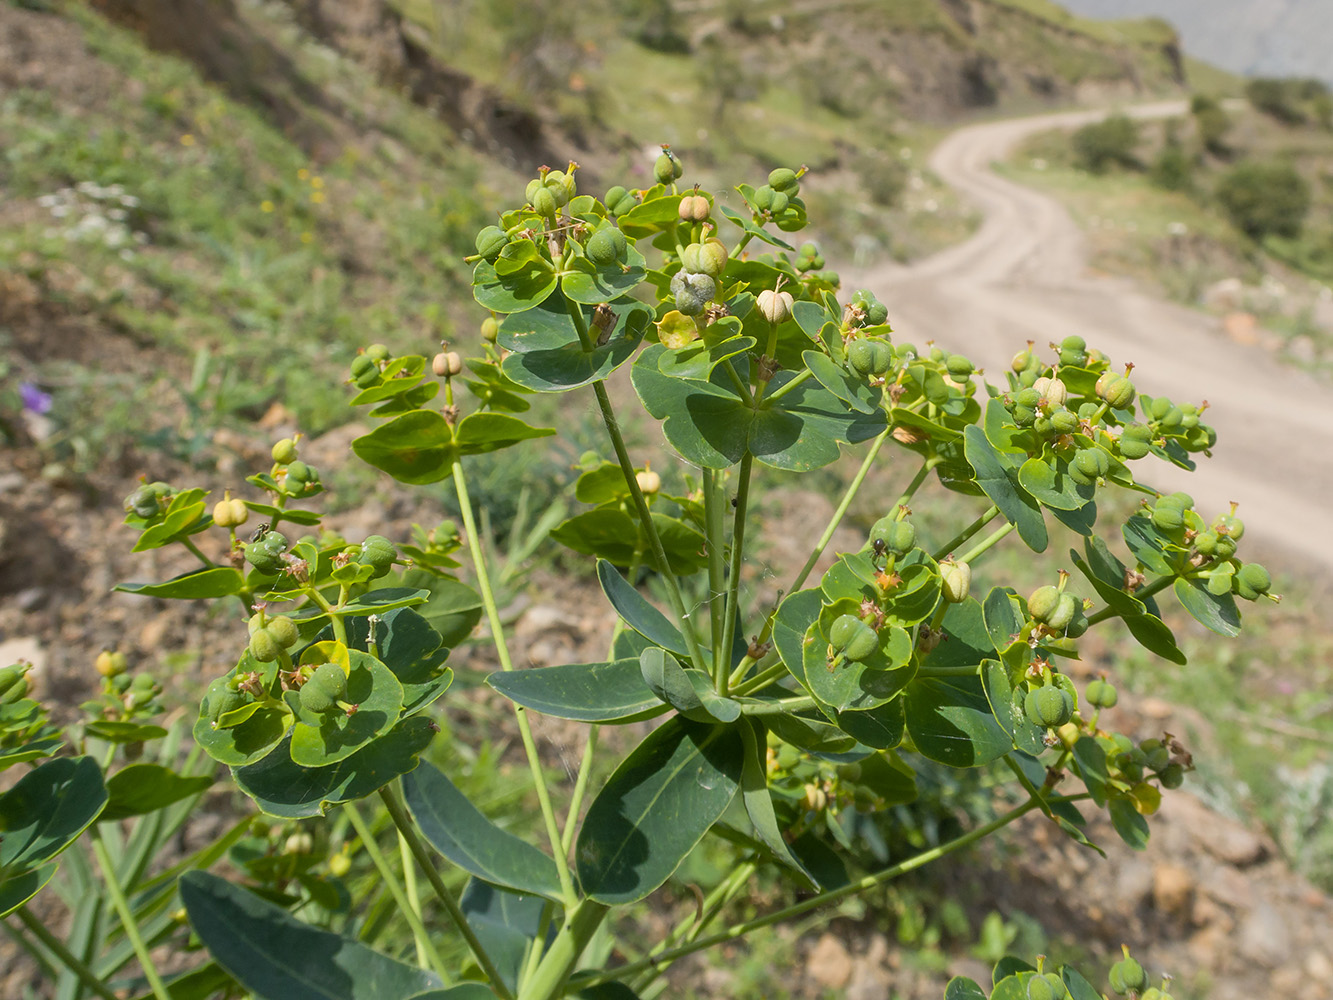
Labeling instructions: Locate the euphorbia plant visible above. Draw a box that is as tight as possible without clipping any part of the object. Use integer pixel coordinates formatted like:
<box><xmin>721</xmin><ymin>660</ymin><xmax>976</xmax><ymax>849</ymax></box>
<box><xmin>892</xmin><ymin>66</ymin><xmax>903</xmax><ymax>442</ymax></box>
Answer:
<box><xmin>1</xmin><ymin>151</ymin><xmax>1279</xmax><ymax>1000</ymax></box>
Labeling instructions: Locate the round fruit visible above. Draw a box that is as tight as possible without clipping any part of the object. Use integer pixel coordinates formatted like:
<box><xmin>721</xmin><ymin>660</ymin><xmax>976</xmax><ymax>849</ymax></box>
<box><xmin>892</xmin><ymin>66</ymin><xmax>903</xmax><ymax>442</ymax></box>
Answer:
<box><xmin>654</xmin><ymin>152</ymin><xmax>682</xmax><ymax>184</ymax></box>
<box><xmin>681</xmin><ymin>238</ymin><xmax>727</xmax><ymax>278</ymax></box>
<box><xmin>1110</xmin><ymin>956</ymin><xmax>1146</xmax><ymax>993</ymax></box>
<box><xmin>940</xmin><ymin>560</ymin><xmax>971</xmax><ymax>603</ymax></box>
<box><xmin>1095</xmin><ymin>372</ymin><xmax>1136</xmax><ymax>409</ymax></box>
<box><xmin>946</xmin><ymin>354</ymin><xmax>974</xmax><ymax>378</ymax></box>
<box><xmin>829</xmin><ymin>615</ymin><xmax>878</xmax><ymax>662</ymax></box>
<box><xmin>670</xmin><ymin>270</ymin><xmax>716</xmax><ymax>316</ymax></box>
<box><xmin>768</xmin><ymin>167</ymin><xmax>799</xmax><ymax>192</ymax></box>
<box><xmin>357</xmin><ymin>535</ymin><xmax>397</xmax><ymax>578</ymax></box>
<box><xmin>1025</xmin><ymin>686</ymin><xmax>1074</xmax><ymax>728</ymax></box>
<box><xmin>635</xmin><ymin>469</ymin><xmax>661</xmax><ymax>495</ymax></box>
<box><xmin>433</xmin><ymin>352</ymin><xmax>463</xmax><ymax>377</ymax></box>
<box><xmin>1236</xmin><ymin>562</ymin><xmax>1271</xmax><ymax>599</ymax></box>
<box><xmin>1151</xmin><ymin>505</ymin><xmax>1184</xmax><ymax>532</ymax></box>
<box><xmin>481</xmin><ymin>316</ymin><xmax>499</xmax><ymax>343</ymax></box>
<box><xmin>213</xmin><ymin>497</ymin><xmax>249</xmax><ymax>528</ymax></box>
<box><xmin>1027</xmin><ymin>585</ymin><xmax>1062</xmax><ymax>623</ymax></box>
<box><xmin>1085</xmin><ymin>678</ymin><xmax>1118</xmax><ymax>708</ymax></box>
<box><xmin>1159</xmin><ymin>762</ymin><xmax>1185</xmax><ymax>788</ymax></box>
<box><xmin>678</xmin><ymin>194</ymin><xmax>710</xmax><ymax>221</ymax></box>
<box><xmin>1051</xmin><ymin>409</ymin><xmax>1079</xmax><ymax>435</ymax></box>
<box><xmin>531</xmin><ymin>186</ymin><xmax>558</xmax><ymax>218</ymax></box>
<box><xmin>586</xmin><ymin>227</ymin><xmax>627</xmax><ymax>266</ymax></box>
<box><xmin>751</xmin><ymin>185</ymin><xmax>774</xmax><ymax>210</ymax></box>
<box><xmin>474</xmin><ymin>225</ymin><xmax>509</xmax><ymax>260</ymax></box>
<box><xmin>249</xmin><ymin>628</ymin><xmax>280</xmax><ymax>663</ymax></box>
<box><xmin>870</xmin><ymin>516</ymin><xmax>915</xmax><ymax>555</ymax></box>
<box><xmin>266</xmin><ymin>616</ymin><xmax>300</xmax><ymax>649</ymax></box>
<box><xmin>756</xmin><ymin>288</ymin><xmax>794</xmax><ymax>325</ymax></box>
<box><xmin>1032</xmin><ymin>376</ymin><xmax>1067</xmax><ymax>408</ymax></box>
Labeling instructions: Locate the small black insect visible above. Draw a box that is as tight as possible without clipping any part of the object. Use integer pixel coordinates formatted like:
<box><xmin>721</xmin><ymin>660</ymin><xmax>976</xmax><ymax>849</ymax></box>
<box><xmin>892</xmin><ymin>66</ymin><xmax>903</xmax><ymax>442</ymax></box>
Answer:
<box><xmin>248</xmin><ymin>522</ymin><xmax>273</xmax><ymax>543</ymax></box>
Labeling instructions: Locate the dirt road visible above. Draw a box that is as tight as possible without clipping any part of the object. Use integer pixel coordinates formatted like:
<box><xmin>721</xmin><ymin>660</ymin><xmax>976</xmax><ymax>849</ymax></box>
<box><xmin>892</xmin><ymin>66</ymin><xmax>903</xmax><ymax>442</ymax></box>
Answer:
<box><xmin>848</xmin><ymin>102</ymin><xmax>1333</xmax><ymax>581</ymax></box>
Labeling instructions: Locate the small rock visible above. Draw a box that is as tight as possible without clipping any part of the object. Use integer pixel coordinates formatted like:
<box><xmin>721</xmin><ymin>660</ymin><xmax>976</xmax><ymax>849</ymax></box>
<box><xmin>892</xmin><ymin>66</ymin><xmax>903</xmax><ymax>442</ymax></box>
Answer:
<box><xmin>0</xmin><ymin>636</ymin><xmax>47</xmax><ymax>675</ymax></box>
<box><xmin>1153</xmin><ymin>863</ymin><xmax>1193</xmax><ymax>918</ymax></box>
<box><xmin>1306</xmin><ymin>949</ymin><xmax>1333</xmax><ymax>984</ymax></box>
<box><xmin>1238</xmin><ymin>901</ymin><xmax>1290</xmax><ymax>966</ymax></box>
<box><xmin>1139</xmin><ymin>696</ymin><xmax>1174</xmax><ymax>719</ymax></box>
<box><xmin>1222</xmin><ymin>311</ymin><xmax>1258</xmax><ymax>345</ymax></box>
<box><xmin>521</xmin><ymin>604</ymin><xmax>583</xmax><ymax>636</ymax></box>
<box><xmin>14</xmin><ymin>587</ymin><xmax>47</xmax><ymax>612</ymax></box>
<box><xmin>807</xmin><ymin>933</ymin><xmax>853</xmax><ymax>989</ymax></box>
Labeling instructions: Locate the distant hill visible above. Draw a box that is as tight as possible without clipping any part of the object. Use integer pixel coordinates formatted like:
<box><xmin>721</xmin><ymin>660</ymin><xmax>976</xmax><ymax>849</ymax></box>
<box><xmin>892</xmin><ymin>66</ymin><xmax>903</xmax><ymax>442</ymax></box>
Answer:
<box><xmin>1056</xmin><ymin>0</ymin><xmax>1333</xmax><ymax>85</ymax></box>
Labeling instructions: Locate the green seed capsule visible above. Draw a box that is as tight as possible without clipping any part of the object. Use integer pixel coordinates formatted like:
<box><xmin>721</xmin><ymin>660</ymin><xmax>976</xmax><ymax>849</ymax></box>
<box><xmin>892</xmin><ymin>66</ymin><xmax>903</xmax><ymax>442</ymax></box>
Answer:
<box><xmin>474</xmin><ymin>225</ymin><xmax>509</xmax><ymax>260</ymax></box>
<box><xmin>1025</xmin><ymin>686</ymin><xmax>1074</xmax><ymax>728</ymax></box>
<box><xmin>946</xmin><ymin>354</ymin><xmax>974</xmax><ymax>378</ymax></box>
<box><xmin>586</xmin><ymin>227</ymin><xmax>627</xmax><ymax>266</ymax></box>
<box><xmin>869</xmin><ymin>516</ymin><xmax>915</xmax><ymax>555</ymax></box>
<box><xmin>249</xmin><ymin>628</ymin><xmax>281</xmax><ymax>663</ymax></box>
<box><xmin>768</xmin><ymin>167</ymin><xmax>799</xmax><ymax>192</ymax></box>
<box><xmin>829</xmin><ymin>615</ymin><xmax>878</xmax><ymax>662</ymax></box>
<box><xmin>531</xmin><ymin>186</ymin><xmax>558</xmax><ymax>218</ymax></box>
<box><xmin>1085</xmin><ymin>678</ymin><xmax>1118</xmax><ymax>708</ymax></box>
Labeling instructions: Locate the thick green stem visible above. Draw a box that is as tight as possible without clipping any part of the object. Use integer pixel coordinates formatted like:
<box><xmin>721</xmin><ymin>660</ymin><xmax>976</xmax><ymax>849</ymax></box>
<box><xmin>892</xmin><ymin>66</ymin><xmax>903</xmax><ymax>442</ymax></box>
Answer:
<box><xmin>378</xmin><ymin>786</ymin><xmax>516</xmax><ymax>1000</ymax></box>
<box><xmin>521</xmin><ymin>899</ymin><xmax>611</xmax><ymax>1000</ymax></box>
<box><xmin>731</xmin><ymin>659</ymin><xmax>786</xmax><ymax>697</ymax></box>
<box><xmin>718</xmin><ymin>452</ymin><xmax>755</xmax><ymax>697</ymax></box>
<box><xmin>560</xmin><ymin>725</ymin><xmax>600</xmax><ymax>856</ymax></box>
<box><xmin>344</xmin><ymin>802</ymin><xmax>450</xmax><ymax>982</ymax></box>
<box><xmin>90</xmin><ymin>830</ymin><xmax>170</xmax><ymax>1000</ymax></box>
<box><xmin>14</xmin><ymin>907</ymin><xmax>119</xmax><ymax>1000</ymax></box>
<box><xmin>703</xmin><ymin>468</ymin><xmax>728</xmax><ymax>686</ymax></box>
<box><xmin>738</xmin><ymin>695</ymin><xmax>815</xmax><ymax>716</ymax></box>
<box><xmin>932</xmin><ymin>505</ymin><xmax>1000</xmax><ymax>561</ymax></box>
<box><xmin>574</xmin><ymin>797</ymin><xmax>1044</xmax><ymax>989</ymax></box>
<box><xmin>958</xmin><ymin>521</ymin><xmax>1016</xmax><ymax>565</ymax></box>
<box><xmin>915</xmin><ymin>664</ymin><xmax>984</xmax><ymax>678</ymax></box>
<box><xmin>451</xmin><ymin>460</ymin><xmax>577</xmax><ymax>904</ymax></box>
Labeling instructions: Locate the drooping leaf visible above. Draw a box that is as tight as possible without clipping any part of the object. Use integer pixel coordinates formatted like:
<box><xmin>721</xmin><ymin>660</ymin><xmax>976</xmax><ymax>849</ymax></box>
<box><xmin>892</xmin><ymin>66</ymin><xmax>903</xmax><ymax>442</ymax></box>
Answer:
<box><xmin>737</xmin><ymin>718</ymin><xmax>817</xmax><ymax>887</ymax></box>
<box><xmin>180</xmin><ymin>871</ymin><xmax>442</xmax><ymax>1000</ymax></box>
<box><xmin>0</xmin><ymin>757</ymin><xmax>107</xmax><ymax>875</ymax></box>
<box><xmin>597</xmin><ymin>560</ymin><xmax>689</xmax><ymax>657</ymax></box>
<box><xmin>576</xmin><ymin>717</ymin><xmax>743</xmax><ymax>904</ymax></box>
<box><xmin>1108</xmin><ymin>795</ymin><xmax>1150</xmax><ymax>849</ymax></box>
<box><xmin>1173</xmin><ymin>577</ymin><xmax>1241</xmax><ymax>637</ymax></box>
<box><xmin>404</xmin><ymin>761</ymin><xmax>563</xmax><ymax>901</ymax></box>
<box><xmin>487</xmin><ymin>659</ymin><xmax>666</xmax><ymax>723</ymax></box>
<box><xmin>639</xmin><ymin>648</ymin><xmax>739</xmax><ymax>723</ymax></box>
<box><xmin>459</xmin><ymin>880</ymin><xmax>549</xmax><ymax>997</ymax></box>
<box><xmin>0</xmin><ymin>862</ymin><xmax>57</xmax><ymax>918</ymax></box>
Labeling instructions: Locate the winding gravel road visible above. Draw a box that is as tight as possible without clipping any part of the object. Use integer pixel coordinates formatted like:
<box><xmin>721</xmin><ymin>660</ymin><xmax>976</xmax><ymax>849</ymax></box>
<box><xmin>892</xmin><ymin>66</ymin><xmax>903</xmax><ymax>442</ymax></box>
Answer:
<box><xmin>847</xmin><ymin>102</ymin><xmax>1333</xmax><ymax>580</ymax></box>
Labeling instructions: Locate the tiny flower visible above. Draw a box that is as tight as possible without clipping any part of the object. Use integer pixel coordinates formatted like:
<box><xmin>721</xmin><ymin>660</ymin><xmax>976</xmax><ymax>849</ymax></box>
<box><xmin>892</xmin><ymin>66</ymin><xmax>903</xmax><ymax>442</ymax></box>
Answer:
<box><xmin>180</xmin><ymin>134</ymin><xmax>196</xmax><ymax>147</ymax></box>
<box><xmin>20</xmin><ymin>383</ymin><xmax>53</xmax><ymax>415</ymax></box>
<box><xmin>260</xmin><ymin>200</ymin><xmax>275</xmax><ymax>213</ymax></box>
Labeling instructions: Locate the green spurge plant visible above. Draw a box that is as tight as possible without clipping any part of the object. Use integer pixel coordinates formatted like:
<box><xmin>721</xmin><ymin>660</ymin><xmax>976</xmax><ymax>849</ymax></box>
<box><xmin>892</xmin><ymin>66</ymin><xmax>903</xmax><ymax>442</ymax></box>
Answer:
<box><xmin>0</xmin><ymin>154</ymin><xmax>1280</xmax><ymax>1000</ymax></box>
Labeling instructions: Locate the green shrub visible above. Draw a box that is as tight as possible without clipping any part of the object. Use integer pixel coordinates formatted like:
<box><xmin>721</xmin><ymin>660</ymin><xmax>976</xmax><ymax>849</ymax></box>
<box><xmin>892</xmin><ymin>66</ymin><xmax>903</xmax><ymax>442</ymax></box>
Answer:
<box><xmin>1071</xmin><ymin>113</ymin><xmax>1140</xmax><ymax>174</ymax></box>
<box><xmin>1150</xmin><ymin>142</ymin><xmax>1194</xmax><ymax>192</ymax></box>
<box><xmin>1215</xmin><ymin>159</ymin><xmax>1312</xmax><ymax>240</ymax></box>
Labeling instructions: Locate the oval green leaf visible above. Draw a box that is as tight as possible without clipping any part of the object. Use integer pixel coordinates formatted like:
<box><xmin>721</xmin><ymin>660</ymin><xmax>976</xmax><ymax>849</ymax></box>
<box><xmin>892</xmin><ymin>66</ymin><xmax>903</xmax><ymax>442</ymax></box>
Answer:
<box><xmin>487</xmin><ymin>659</ymin><xmax>665</xmax><ymax>723</ymax></box>
<box><xmin>576</xmin><ymin>717</ymin><xmax>743</xmax><ymax>904</ymax></box>
<box><xmin>180</xmin><ymin>871</ymin><xmax>441</xmax><ymax>1000</ymax></box>
<box><xmin>403</xmin><ymin>760</ymin><xmax>563</xmax><ymax>901</ymax></box>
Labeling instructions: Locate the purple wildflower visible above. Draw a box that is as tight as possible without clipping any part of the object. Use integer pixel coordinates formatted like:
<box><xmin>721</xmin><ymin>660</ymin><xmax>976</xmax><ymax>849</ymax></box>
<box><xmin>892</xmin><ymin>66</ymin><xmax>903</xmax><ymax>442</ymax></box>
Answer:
<box><xmin>19</xmin><ymin>383</ymin><xmax>53</xmax><ymax>415</ymax></box>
